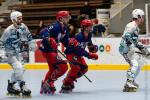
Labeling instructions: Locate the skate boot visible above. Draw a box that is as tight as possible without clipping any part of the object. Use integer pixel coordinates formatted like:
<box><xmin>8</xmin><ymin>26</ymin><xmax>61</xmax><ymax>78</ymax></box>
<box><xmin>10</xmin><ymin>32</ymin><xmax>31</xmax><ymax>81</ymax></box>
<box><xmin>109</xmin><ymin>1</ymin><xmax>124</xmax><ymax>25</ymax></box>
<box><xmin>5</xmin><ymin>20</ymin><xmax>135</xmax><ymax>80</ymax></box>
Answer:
<box><xmin>60</xmin><ymin>81</ymin><xmax>74</xmax><ymax>93</ymax></box>
<box><xmin>40</xmin><ymin>80</ymin><xmax>56</xmax><ymax>95</ymax></box>
<box><xmin>123</xmin><ymin>80</ymin><xmax>138</xmax><ymax>92</ymax></box>
<box><xmin>19</xmin><ymin>81</ymin><xmax>31</xmax><ymax>98</ymax></box>
<box><xmin>7</xmin><ymin>80</ymin><xmax>21</xmax><ymax>97</ymax></box>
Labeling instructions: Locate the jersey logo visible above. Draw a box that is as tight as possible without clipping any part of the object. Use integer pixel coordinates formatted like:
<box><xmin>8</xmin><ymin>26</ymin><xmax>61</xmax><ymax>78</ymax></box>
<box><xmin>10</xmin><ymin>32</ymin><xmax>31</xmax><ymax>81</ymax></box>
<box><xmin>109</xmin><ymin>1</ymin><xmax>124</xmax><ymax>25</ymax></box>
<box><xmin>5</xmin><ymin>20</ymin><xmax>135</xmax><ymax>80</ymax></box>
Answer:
<box><xmin>73</xmin><ymin>56</ymin><xmax>77</xmax><ymax>61</ymax></box>
<box><xmin>78</xmin><ymin>42</ymin><xmax>88</xmax><ymax>49</ymax></box>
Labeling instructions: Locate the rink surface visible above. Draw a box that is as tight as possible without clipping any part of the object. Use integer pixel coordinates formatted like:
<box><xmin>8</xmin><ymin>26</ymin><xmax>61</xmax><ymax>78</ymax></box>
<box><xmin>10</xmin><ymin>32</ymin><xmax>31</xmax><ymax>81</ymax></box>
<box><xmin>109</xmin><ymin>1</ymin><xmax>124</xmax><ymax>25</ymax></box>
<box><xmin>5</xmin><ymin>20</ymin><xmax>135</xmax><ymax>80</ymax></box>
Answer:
<box><xmin>0</xmin><ymin>70</ymin><xmax>150</xmax><ymax>100</ymax></box>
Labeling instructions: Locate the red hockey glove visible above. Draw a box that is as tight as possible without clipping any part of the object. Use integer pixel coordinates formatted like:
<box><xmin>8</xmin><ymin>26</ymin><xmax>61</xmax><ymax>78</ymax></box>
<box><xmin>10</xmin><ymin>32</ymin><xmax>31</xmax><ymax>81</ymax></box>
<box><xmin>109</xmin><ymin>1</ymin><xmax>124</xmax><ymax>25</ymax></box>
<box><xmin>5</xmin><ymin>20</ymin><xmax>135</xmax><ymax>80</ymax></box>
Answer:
<box><xmin>88</xmin><ymin>52</ymin><xmax>98</xmax><ymax>60</ymax></box>
<box><xmin>69</xmin><ymin>38</ymin><xmax>79</xmax><ymax>47</ymax></box>
<box><xmin>88</xmin><ymin>45</ymin><xmax>98</xmax><ymax>53</ymax></box>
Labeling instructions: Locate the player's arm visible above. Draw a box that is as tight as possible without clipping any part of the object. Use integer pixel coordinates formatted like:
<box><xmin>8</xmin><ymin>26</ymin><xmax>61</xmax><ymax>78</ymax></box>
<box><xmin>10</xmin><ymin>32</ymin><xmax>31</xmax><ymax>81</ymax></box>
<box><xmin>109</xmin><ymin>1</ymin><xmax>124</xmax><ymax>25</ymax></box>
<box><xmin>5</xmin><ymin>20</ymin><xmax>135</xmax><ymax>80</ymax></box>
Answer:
<box><xmin>40</xmin><ymin>27</ymin><xmax>49</xmax><ymax>38</ymax></box>
<box><xmin>24</xmin><ymin>24</ymin><xmax>33</xmax><ymax>42</ymax></box>
<box><xmin>60</xmin><ymin>30</ymin><xmax>69</xmax><ymax>47</ymax></box>
<box><xmin>23</xmin><ymin>24</ymin><xmax>37</xmax><ymax>51</ymax></box>
<box><xmin>75</xmin><ymin>46</ymin><xmax>98</xmax><ymax>60</ymax></box>
<box><xmin>132</xmin><ymin>34</ymin><xmax>144</xmax><ymax>49</ymax></box>
<box><xmin>38</xmin><ymin>27</ymin><xmax>49</xmax><ymax>52</ymax></box>
<box><xmin>87</xmin><ymin>33</ymin><xmax>98</xmax><ymax>53</ymax></box>
<box><xmin>134</xmin><ymin>39</ymin><xmax>150</xmax><ymax>55</ymax></box>
<box><xmin>123</xmin><ymin>31</ymin><xmax>144</xmax><ymax>50</ymax></box>
<box><xmin>69</xmin><ymin>38</ymin><xmax>98</xmax><ymax>60</ymax></box>
<box><xmin>0</xmin><ymin>29</ymin><xmax>10</xmax><ymax>46</ymax></box>
<box><xmin>125</xmin><ymin>26</ymin><xmax>149</xmax><ymax>55</ymax></box>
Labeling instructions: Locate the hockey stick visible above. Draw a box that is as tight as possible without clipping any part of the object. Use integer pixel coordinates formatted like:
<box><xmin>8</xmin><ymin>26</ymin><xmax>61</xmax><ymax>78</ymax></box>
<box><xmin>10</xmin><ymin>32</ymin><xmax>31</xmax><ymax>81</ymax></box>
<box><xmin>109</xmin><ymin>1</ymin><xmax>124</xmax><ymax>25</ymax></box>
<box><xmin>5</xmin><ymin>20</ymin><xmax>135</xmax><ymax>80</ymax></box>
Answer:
<box><xmin>57</xmin><ymin>49</ymin><xmax>92</xmax><ymax>83</ymax></box>
<box><xmin>135</xmin><ymin>51</ymin><xmax>146</xmax><ymax>55</ymax></box>
<box><xmin>135</xmin><ymin>51</ymin><xmax>149</xmax><ymax>99</ymax></box>
<box><xmin>135</xmin><ymin>51</ymin><xmax>150</xmax><ymax>59</ymax></box>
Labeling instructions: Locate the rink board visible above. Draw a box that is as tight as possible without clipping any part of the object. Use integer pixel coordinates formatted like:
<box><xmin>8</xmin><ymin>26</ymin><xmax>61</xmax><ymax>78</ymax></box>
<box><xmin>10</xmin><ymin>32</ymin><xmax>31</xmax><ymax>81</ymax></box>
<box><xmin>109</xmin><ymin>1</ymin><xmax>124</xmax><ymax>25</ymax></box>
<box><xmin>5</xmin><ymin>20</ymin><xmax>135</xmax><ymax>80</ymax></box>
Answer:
<box><xmin>1</xmin><ymin>64</ymin><xmax>150</xmax><ymax>70</ymax></box>
<box><xmin>1</xmin><ymin>38</ymin><xmax>150</xmax><ymax>70</ymax></box>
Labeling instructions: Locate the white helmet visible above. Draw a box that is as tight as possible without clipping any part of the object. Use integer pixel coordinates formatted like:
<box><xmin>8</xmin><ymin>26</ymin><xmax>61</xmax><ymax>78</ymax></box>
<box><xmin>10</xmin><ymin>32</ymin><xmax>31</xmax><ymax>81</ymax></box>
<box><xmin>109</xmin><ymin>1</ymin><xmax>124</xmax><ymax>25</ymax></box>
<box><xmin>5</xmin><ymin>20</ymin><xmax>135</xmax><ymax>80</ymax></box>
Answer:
<box><xmin>132</xmin><ymin>9</ymin><xmax>144</xmax><ymax>19</ymax></box>
<box><xmin>10</xmin><ymin>11</ymin><xmax>22</xmax><ymax>22</ymax></box>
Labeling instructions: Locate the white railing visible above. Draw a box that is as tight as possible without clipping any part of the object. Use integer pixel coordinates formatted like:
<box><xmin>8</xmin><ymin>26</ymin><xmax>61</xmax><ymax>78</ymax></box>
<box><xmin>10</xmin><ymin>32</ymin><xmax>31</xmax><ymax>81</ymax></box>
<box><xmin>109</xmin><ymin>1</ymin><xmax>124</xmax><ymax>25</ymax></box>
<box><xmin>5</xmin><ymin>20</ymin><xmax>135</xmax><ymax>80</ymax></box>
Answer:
<box><xmin>110</xmin><ymin>0</ymin><xmax>133</xmax><ymax>19</ymax></box>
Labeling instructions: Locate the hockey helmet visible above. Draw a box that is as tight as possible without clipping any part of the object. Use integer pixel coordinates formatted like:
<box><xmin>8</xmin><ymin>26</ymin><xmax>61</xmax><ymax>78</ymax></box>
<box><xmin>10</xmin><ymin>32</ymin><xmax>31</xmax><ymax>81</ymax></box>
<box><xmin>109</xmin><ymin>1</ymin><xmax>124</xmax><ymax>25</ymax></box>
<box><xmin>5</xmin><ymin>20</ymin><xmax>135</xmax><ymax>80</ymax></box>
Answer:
<box><xmin>56</xmin><ymin>10</ymin><xmax>70</xmax><ymax>20</ymax></box>
<box><xmin>81</xmin><ymin>19</ymin><xmax>93</xmax><ymax>27</ymax></box>
<box><xmin>132</xmin><ymin>9</ymin><xmax>144</xmax><ymax>19</ymax></box>
<box><xmin>10</xmin><ymin>11</ymin><xmax>22</xmax><ymax>22</ymax></box>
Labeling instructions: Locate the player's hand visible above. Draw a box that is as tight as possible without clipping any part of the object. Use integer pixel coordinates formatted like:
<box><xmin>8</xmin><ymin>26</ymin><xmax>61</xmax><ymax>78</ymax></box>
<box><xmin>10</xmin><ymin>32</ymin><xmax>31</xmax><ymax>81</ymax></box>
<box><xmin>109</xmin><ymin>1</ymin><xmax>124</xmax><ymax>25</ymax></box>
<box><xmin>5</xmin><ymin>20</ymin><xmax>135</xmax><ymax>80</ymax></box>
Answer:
<box><xmin>68</xmin><ymin>38</ymin><xmax>79</xmax><ymax>47</ymax></box>
<box><xmin>88</xmin><ymin>52</ymin><xmax>98</xmax><ymax>60</ymax></box>
<box><xmin>88</xmin><ymin>45</ymin><xmax>98</xmax><ymax>53</ymax></box>
<box><xmin>140</xmin><ymin>47</ymin><xmax>150</xmax><ymax>55</ymax></box>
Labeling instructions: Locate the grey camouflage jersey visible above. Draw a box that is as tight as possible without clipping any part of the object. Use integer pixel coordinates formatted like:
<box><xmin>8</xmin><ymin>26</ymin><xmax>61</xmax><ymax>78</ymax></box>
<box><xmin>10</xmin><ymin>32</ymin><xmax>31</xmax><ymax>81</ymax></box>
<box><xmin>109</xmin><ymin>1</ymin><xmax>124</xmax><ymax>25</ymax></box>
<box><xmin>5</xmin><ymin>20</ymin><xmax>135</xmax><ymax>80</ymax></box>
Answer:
<box><xmin>119</xmin><ymin>21</ymin><xmax>144</xmax><ymax>54</ymax></box>
<box><xmin>0</xmin><ymin>23</ymin><xmax>32</xmax><ymax>55</ymax></box>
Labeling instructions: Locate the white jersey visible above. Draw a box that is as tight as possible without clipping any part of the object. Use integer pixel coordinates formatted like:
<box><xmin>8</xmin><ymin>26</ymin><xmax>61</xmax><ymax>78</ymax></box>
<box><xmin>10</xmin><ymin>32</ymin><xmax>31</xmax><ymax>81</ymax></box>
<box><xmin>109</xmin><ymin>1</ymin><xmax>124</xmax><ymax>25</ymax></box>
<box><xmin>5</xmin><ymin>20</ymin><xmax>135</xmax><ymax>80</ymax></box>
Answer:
<box><xmin>0</xmin><ymin>23</ymin><xmax>32</xmax><ymax>55</ymax></box>
<box><xmin>119</xmin><ymin>21</ymin><xmax>144</xmax><ymax>54</ymax></box>
<box><xmin>122</xmin><ymin>21</ymin><xmax>140</xmax><ymax>37</ymax></box>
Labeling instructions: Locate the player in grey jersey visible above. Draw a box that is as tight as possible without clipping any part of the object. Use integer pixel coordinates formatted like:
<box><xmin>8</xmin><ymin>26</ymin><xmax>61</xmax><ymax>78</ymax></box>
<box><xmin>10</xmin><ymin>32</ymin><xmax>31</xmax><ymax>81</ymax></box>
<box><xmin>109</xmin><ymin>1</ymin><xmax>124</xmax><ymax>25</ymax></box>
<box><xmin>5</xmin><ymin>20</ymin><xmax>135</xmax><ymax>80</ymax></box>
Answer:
<box><xmin>0</xmin><ymin>11</ymin><xmax>33</xmax><ymax>97</ymax></box>
<box><xmin>119</xmin><ymin>9</ymin><xmax>150</xmax><ymax>92</ymax></box>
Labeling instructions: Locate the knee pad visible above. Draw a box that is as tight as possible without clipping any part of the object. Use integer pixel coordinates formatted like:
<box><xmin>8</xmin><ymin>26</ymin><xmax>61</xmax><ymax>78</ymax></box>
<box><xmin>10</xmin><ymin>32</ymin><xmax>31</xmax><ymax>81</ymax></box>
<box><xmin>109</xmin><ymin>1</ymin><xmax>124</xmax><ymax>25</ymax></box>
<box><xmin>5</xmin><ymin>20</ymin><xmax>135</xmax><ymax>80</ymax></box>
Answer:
<box><xmin>72</xmin><ymin>66</ymin><xmax>81</xmax><ymax>72</ymax></box>
<box><xmin>49</xmin><ymin>61</ymin><xmax>68</xmax><ymax>80</ymax></box>
<box><xmin>11</xmin><ymin>61</ymin><xmax>25</xmax><ymax>81</ymax></box>
<box><xmin>131</xmin><ymin>59</ymin><xmax>138</xmax><ymax>68</ymax></box>
<box><xmin>54</xmin><ymin>61</ymin><xmax>68</xmax><ymax>73</ymax></box>
<box><xmin>130</xmin><ymin>59</ymin><xmax>143</xmax><ymax>78</ymax></box>
<box><xmin>135</xmin><ymin>61</ymin><xmax>143</xmax><ymax>78</ymax></box>
<box><xmin>59</xmin><ymin>63</ymin><xmax>68</xmax><ymax>73</ymax></box>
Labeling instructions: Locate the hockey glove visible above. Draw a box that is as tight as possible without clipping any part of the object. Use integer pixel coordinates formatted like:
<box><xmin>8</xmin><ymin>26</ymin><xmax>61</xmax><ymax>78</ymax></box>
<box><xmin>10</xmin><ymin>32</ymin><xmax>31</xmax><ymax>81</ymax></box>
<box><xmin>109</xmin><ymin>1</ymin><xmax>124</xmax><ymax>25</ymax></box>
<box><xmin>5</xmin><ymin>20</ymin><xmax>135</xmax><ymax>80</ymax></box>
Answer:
<box><xmin>88</xmin><ymin>52</ymin><xmax>98</xmax><ymax>60</ymax></box>
<box><xmin>68</xmin><ymin>38</ymin><xmax>79</xmax><ymax>47</ymax></box>
<box><xmin>140</xmin><ymin>47</ymin><xmax>150</xmax><ymax>56</ymax></box>
<box><xmin>88</xmin><ymin>45</ymin><xmax>98</xmax><ymax>53</ymax></box>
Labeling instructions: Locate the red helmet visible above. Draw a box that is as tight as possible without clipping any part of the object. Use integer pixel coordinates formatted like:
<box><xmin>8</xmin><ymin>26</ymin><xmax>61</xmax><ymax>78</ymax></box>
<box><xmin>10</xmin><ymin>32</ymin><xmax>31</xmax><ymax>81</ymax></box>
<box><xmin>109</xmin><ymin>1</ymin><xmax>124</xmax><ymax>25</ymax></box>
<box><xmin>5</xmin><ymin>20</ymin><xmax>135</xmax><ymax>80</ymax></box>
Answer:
<box><xmin>56</xmin><ymin>10</ymin><xmax>70</xmax><ymax>20</ymax></box>
<box><xmin>81</xmin><ymin>19</ymin><xmax>93</xmax><ymax>27</ymax></box>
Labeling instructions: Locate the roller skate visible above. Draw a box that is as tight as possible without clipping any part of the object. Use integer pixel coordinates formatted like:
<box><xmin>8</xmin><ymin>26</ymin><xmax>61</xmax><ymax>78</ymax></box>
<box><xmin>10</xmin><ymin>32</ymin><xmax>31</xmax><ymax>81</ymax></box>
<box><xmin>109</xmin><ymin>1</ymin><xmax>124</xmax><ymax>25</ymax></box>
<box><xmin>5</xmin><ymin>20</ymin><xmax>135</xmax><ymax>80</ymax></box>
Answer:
<box><xmin>19</xmin><ymin>81</ymin><xmax>31</xmax><ymax>98</ymax></box>
<box><xmin>40</xmin><ymin>80</ymin><xmax>56</xmax><ymax>95</ymax></box>
<box><xmin>7</xmin><ymin>80</ymin><xmax>21</xmax><ymax>97</ymax></box>
<box><xmin>123</xmin><ymin>80</ymin><xmax>138</xmax><ymax>92</ymax></box>
<box><xmin>60</xmin><ymin>81</ymin><xmax>74</xmax><ymax>93</ymax></box>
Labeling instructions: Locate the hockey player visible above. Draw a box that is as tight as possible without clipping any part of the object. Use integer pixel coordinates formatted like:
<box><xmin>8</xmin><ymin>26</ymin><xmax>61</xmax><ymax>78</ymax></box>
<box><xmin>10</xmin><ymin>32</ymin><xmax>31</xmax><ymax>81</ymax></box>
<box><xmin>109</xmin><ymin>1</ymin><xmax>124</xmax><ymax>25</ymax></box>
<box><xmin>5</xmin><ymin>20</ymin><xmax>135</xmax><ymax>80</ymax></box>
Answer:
<box><xmin>39</xmin><ymin>10</ymin><xmax>70</xmax><ymax>94</ymax></box>
<box><xmin>60</xmin><ymin>19</ymin><xmax>98</xmax><ymax>93</ymax></box>
<box><xmin>119</xmin><ymin>9</ymin><xmax>150</xmax><ymax>92</ymax></box>
<box><xmin>0</xmin><ymin>11</ymin><xmax>33</xmax><ymax>97</ymax></box>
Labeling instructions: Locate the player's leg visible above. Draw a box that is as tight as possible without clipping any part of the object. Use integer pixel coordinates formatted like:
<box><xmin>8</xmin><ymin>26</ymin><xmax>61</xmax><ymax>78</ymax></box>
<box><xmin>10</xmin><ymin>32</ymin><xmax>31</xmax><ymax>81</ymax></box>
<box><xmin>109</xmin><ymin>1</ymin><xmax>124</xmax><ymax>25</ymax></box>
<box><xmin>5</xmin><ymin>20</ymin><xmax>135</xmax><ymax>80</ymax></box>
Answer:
<box><xmin>7</xmin><ymin>54</ymin><xmax>31</xmax><ymax>97</ymax></box>
<box><xmin>61</xmin><ymin>57</ymin><xmax>88</xmax><ymax>93</ymax></box>
<box><xmin>123</xmin><ymin>54</ymin><xmax>139</xmax><ymax>92</ymax></box>
<box><xmin>40</xmin><ymin>52</ymin><xmax>68</xmax><ymax>94</ymax></box>
<box><xmin>60</xmin><ymin>54</ymin><xmax>81</xmax><ymax>93</ymax></box>
<box><xmin>77</xmin><ymin>57</ymin><xmax>88</xmax><ymax>78</ymax></box>
<box><xmin>40</xmin><ymin>52</ymin><xmax>56</xmax><ymax>94</ymax></box>
<box><xmin>133</xmin><ymin>57</ymin><xmax>145</xmax><ymax>88</ymax></box>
